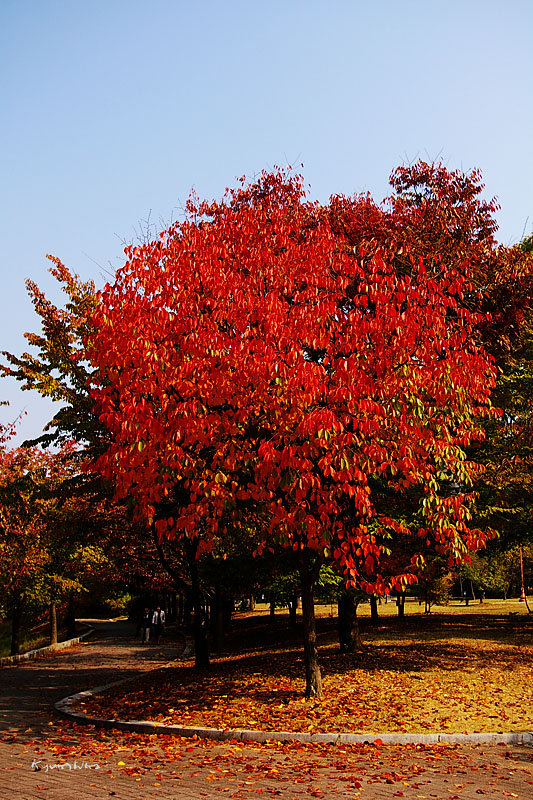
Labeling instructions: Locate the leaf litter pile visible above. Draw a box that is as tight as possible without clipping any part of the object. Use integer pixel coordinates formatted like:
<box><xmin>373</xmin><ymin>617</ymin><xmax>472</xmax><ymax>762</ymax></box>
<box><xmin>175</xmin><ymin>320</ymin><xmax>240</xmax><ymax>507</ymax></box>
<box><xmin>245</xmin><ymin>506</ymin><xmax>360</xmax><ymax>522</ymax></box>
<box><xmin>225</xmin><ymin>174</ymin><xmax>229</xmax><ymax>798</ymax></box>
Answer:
<box><xmin>81</xmin><ymin>610</ymin><xmax>533</xmax><ymax>735</ymax></box>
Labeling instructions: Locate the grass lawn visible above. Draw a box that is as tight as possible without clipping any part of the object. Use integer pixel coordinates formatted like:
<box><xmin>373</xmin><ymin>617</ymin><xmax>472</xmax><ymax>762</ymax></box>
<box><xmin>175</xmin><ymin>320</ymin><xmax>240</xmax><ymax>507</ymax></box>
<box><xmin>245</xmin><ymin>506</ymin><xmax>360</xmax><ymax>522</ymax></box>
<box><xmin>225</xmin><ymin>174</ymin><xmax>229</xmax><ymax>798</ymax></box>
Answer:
<box><xmin>81</xmin><ymin>599</ymin><xmax>532</xmax><ymax>735</ymax></box>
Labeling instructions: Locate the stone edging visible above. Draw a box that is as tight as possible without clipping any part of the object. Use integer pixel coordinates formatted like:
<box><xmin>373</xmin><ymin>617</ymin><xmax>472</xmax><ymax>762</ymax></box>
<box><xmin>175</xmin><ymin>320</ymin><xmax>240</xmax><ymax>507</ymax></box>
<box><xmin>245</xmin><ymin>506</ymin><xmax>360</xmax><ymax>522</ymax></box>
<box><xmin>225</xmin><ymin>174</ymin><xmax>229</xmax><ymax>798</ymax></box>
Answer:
<box><xmin>55</xmin><ymin>677</ymin><xmax>533</xmax><ymax>746</ymax></box>
<box><xmin>0</xmin><ymin>623</ymin><xmax>95</xmax><ymax>668</ymax></box>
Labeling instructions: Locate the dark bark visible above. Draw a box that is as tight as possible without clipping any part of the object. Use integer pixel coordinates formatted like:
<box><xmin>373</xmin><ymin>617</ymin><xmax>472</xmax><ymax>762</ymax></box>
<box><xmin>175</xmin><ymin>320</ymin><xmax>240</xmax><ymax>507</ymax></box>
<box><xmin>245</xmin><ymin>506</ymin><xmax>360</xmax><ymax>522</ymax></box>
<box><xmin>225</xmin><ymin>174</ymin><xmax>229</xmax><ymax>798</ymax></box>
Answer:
<box><xmin>338</xmin><ymin>590</ymin><xmax>364</xmax><ymax>652</ymax></box>
<box><xmin>66</xmin><ymin>592</ymin><xmax>76</xmax><ymax>638</ymax></box>
<box><xmin>151</xmin><ymin>526</ymin><xmax>190</xmax><ymax>591</ymax></box>
<box><xmin>288</xmin><ymin>594</ymin><xmax>298</xmax><ymax>628</ymax></box>
<box><xmin>184</xmin><ymin>591</ymin><xmax>193</xmax><ymax>627</ymax></box>
<box><xmin>49</xmin><ymin>602</ymin><xmax>58</xmax><ymax>645</ymax></box>
<box><xmin>269</xmin><ymin>598</ymin><xmax>276</xmax><ymax>620</ymax></box>
<box><xmin>177</xmin><ymin>592</ymin><xmax>185</xmax><ymax>625</ymax></box>
<box><xmin>210</xmin><ymin>583</ymin><xmax>225</xmax><ymax>653</ymax></box>
<box><xmin>10</xmin><ymin>598</ymin><xmax>23</xmax><ymax>656</ymax></box>
<box><xmin>297</xmin><ymin>552</ymin><xmax>323</xmax><ymax>699</ymax></box>
<box><xmin>185</xmin><ymin>539</ymin><xmax>210</xmax><ymax>669</ymax></box>
<box><xmin>369</xmin><ymin>595</ymin><xmax>379</xmax><ymax>624</ymax></box>
<box><xmin>223</xmin><ymin>597</ymin><xmax>233</xmax><ymax>628</ymax></box>
<box><xmin>396</xmin><ymin>590</ymin><xmax>406</xmax><ymax>617</ymax></box>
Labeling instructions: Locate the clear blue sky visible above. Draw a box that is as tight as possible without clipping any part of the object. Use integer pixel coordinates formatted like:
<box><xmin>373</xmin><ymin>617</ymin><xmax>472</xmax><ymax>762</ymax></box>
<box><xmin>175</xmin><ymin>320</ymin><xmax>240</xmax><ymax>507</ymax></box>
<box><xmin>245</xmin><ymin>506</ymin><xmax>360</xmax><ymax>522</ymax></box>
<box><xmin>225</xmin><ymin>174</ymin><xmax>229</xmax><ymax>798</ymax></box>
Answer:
<box><xmin>1</xmin><ymin>0</ymin><xmax>532</xmax><ymax>444</ymax></box>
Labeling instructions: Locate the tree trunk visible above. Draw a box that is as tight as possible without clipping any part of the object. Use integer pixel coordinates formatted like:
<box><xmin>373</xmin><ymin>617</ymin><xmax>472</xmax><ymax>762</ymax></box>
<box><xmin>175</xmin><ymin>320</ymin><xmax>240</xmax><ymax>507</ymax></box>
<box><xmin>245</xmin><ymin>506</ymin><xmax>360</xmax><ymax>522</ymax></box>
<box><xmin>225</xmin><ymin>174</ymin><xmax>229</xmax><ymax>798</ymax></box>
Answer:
<box><xmin>192</xmin><ymin>594</ymin><xmax>210</xmax><ymax>668</ymax></box>
<box><xmin>288</xmin><ymin>594</ymin><xmax>298</xmax><ymax>628</ymax></box>
<box><xmin>66</xmin><ymin>592</ymin><xmax>76</xmax><ymax>638</ymax></box>
<box><xmin>338</xmin><ymin>590</ymin><xmax>364</xmax><ymax>652</ymax></box>
<box><xmin>49</xmin><ymin>602</ymin><xmax>58</xmax><ymax>645</ymax></box>
<box><xmin>210</xmin><ymin>583</ymin><xmax>225</xmax><ymax>653</ymax></box>
<box><xmin>186</xmin><ymin>539</ymin><xmax>210</xmax><ymax>669</ymax></box>
<box><xmin>396</xmin><ymin>591</ymin><xmax>406</xmax><ymax>617</ymax></box>
<box><xmin>269</xmin><ymin>598</ymin><xmax>276</xmax><ymax>620</ymax></box>
<box><xmin>177</xmin><ymin>592</ymin><xmax>185</xmax><ymax>625</ymax></box>
<box><xmin>297</xmin><ymin>553</ymin><xmax>323</xmax><ymax>699</ymax></box>
<box><xmin>10</xmin><ymin>598</ymin><xmax>23</xmax><ymax>656</ymax></box>
<box><xmin>369</xmin><ymin>595</ymin><xmax>379</xmax><ymax>624</ymax></box>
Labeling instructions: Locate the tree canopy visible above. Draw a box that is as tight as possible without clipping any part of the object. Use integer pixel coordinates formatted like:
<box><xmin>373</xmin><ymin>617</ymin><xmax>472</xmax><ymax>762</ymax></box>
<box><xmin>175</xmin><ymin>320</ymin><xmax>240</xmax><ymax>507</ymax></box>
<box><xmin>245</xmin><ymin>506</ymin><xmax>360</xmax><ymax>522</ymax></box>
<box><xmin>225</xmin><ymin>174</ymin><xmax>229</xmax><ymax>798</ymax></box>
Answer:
<box><xmin>87</xmin><ymin>165</ymin><xmax>502</xmax><ymax>695</ymax></box>
<box><xmin>3</xmin><ymin>162</ymin><xmax>531</xmax><ymax>695</ymax></box>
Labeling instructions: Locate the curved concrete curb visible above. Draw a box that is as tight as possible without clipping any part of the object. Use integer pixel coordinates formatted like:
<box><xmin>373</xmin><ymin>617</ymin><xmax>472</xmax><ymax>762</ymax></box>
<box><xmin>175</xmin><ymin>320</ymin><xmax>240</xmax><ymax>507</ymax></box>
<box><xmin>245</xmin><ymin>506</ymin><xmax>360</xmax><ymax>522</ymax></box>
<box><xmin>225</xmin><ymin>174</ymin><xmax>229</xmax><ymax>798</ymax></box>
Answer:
<box><xmin>0</xmin><ymin>623</ymin><xmax>95</xmax><ymax>668</ymax></box>
<box><xmin>55</xmin><ymin>677</ymin><xmax>533</xmax><ymax>746</ymax></box>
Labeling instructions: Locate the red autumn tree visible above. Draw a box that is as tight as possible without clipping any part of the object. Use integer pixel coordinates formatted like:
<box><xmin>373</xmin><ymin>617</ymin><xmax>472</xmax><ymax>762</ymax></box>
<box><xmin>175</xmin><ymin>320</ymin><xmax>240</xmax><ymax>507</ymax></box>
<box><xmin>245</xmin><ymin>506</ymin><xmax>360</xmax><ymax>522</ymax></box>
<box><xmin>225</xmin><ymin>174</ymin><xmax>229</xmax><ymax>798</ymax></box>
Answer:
<box><xmin>326</xmin><ymin>160</ymin><xmax>533</xmax><ymax>615</ymax></box>
<box><xmin>0</xmin><ymin>445</ymin><xmax>53</xmax><ymax>654</ymax></box>
<box><xmin>88</xmin><ymin>168</ymin><xmax>496</xmax><ymax>697</ymax></box>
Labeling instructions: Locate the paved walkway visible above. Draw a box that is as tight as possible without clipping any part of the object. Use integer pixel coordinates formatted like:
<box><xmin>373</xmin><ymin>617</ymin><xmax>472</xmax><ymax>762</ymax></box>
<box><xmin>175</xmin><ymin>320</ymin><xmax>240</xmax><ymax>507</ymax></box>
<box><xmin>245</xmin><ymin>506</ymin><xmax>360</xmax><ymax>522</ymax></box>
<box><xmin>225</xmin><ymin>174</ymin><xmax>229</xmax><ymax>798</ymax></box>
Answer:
<box><xmin>0</xmin><ymin>619</ymin><xmax>532</xmax><ymax>799</ymax></box>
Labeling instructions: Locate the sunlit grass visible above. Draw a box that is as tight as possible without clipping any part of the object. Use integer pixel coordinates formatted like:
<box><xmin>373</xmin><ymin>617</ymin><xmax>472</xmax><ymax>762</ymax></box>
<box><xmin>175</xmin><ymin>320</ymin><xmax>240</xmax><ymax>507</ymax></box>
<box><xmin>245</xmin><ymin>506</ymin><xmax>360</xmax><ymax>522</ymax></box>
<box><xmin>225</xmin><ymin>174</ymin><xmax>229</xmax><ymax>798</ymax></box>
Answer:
<box><xmin>0</xmin><ymin>618</ymin><xmax>71</xmax><ymax>658</ymax></box>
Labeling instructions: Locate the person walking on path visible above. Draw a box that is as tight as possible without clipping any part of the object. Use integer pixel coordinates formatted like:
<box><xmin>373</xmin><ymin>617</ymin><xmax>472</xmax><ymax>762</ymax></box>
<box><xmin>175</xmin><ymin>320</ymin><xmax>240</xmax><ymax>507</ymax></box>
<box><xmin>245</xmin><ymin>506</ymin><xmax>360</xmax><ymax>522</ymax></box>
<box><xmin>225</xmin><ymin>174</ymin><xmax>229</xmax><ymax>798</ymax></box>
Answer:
<box><xmin>140</xmin><ymin>607</ymin><xmax>152</xmax><ymax>643</ymax></box>
<box><xmin>151</xmin><ymin>605</ymin><xmax>165</xmax><ymax>644</ymax></box>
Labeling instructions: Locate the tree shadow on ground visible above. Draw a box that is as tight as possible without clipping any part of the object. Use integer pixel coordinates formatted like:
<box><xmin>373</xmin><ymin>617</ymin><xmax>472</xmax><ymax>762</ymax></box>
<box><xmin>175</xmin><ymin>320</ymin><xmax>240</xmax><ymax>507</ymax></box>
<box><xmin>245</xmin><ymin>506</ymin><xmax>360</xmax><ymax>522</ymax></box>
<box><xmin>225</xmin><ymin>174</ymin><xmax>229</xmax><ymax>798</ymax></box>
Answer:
<box><xmin>93</xmin><ymin>623</ymin><xmax>532</xmax><ymax>713</ymax></box>
<box><xmin>223</xmin><ymin>610</ymin><xmax>531</xmax><ymax>658</ymax></box>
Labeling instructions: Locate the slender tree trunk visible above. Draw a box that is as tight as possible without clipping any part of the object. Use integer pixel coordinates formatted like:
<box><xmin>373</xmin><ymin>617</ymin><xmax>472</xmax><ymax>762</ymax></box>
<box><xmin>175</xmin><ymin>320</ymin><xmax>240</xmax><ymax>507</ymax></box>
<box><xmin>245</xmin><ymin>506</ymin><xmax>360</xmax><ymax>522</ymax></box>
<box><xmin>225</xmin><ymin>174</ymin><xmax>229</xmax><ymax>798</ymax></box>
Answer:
<box><xmin>396</xmin><ymin>591</ymin><xmax>406</xmax><ymax>618</ymax></box>
<box><xmin>369</xmin><ymin>595</ymin><xmax>379</xmax><ymax>624</ymax></box>
<box><xmin>192</xmin><ymin>594</ymin><xmax>210</xmax><ymax>668</ymax></box>
<box><xmin>66</xmin><ymin>592</ymin><xmax>76</xmax><ymax>638</ymax></box>
<box><xmin>186</xmin><ymin>539</ymin><xmax>210</xmax><ymax>669</ymax></box>
<box><xmin>288</xmin><ymin>594</ymin><xmax>298</xmax><ymax>628</ymax></box>
<box><xmin>269</xmin><ymin>598</ymin><xmax>276</xmax><ymax>620</ymax></box>
<box><xmin>49</xmin><ymin>602</ymin><xmax>58</xmax><ymax>645</ymax></box>
<box><xmin>10</xmin><ymin>598</ymin><xmax>23</xmax><ymax>656</ymax></box>
<box><xmin>210</xmin><ymin>583</ymin><xmax>225</xmax><ymax>653</ymax></box>
<box><xmin>338</xmin><ymin>590</ymin><xmax>364</xmax><ymax>652</ymax></box>
<box><xmin>184</xmin><ymin>591</ymin><xmax>193</xmax><ymax>627</ymax></box>
<box><xmin>297</xmin><ymin>553</ymin><xmax>323</xmax><ymax>699</ymax></box>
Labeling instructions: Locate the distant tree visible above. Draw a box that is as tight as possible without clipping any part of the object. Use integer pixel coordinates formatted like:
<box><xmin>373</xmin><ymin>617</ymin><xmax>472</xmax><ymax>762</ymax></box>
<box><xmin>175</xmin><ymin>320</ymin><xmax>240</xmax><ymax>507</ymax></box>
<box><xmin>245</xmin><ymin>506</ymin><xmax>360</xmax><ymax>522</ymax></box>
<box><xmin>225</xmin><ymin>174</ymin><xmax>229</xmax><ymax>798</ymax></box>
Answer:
<box><xmin>0</xmin><ymin>256</ymin><xmax>105</xmax><ymax>455</ymax></box>
<box><xmin>470</xmin><ymin>233</ymin><xmax>533</xmax><ymax>561</ymax></box>
<box><xmin>0</xmin><ymin>445</ymin><xmax>89</xmax><ymax>652</ymax></box>
<box><xmin>459</xmin><ymin>546</ymin><xmax>527</xmax><ymax>600</ymax></box>
<box><xmin>0</xmin><ymin>261</ymin><xmax>195</xmax><ymax>635</ymax></box>
<box><xmin>0</xmin><ymin>441</ymin><xmax>138</xmax><ymax>652</ymax></box>
<box><xmin>0</xmin><ymin>446</ymin><xmax>51</xmax><ymax>653</ymax></box>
